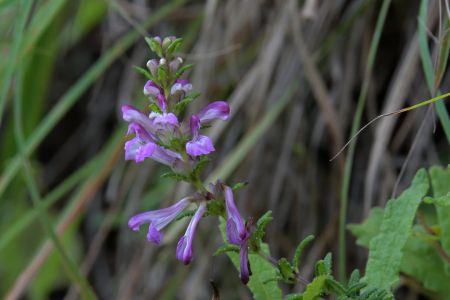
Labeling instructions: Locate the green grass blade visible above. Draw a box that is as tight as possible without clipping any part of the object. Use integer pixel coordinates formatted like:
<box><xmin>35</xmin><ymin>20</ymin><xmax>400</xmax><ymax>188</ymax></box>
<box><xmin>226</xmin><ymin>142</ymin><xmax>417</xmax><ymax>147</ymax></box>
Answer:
<box><xmin>12</xmin><ymin>56</ymin><xmax>97</xmax><ymax>300</ymax></box>
<box><xmin>0</xmin><ymin>0</ymin><xmax>32</xmax><ymax>126</ymax></box>
<box><xmin>339</xmin><ymin>0</ymin><xmax>392</xmax><ymax>281</ymax></box>
<box><xmin>0</xmin><ymin>129</ymin><xmax>122</xmax><ymax>252</ymax></box>
<box><xmin>0</xmin><ymin>0</ymin><xmax>187</xmax><ymax>198</ymax></box>
<box><xmin>418</xmin><ymin>0</ymin><xmax>450</xmax><ymax>143</ymax></box>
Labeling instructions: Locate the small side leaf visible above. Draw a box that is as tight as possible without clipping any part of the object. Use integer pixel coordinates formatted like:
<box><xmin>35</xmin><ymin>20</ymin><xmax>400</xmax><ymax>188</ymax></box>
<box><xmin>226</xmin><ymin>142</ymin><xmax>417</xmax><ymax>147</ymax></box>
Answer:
<box><xmin>214</xmin><ymin>244</ymin><xmax>240</xmax><ymax>256</ymax></box>
<box><xmin>175</xmin><ymin>63</ymin><xmax>193</xmax><ymax>77</ymax></box>
<box><xmin>292</xmin><ymin>235</ymin><xmax>314</xmax><ymax>272</ymax></box>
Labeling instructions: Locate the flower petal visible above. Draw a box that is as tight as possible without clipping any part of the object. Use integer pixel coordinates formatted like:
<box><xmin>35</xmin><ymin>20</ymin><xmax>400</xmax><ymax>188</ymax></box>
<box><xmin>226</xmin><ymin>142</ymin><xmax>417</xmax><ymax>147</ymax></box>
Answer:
<box><xmin>151</xmin><ymin>112</ymin><xmax>179</xmax><ymax>126</ymax></box>
<box><xmin>197</xmin><ymin>101</ymin><xmax>230</xmax><ymax>123</ymax></box>
<box><xmin>128</xmin><ymin>197</ymin><xmax>191</xmax><ymax>243</ymax></box>
<box><xmin>143</xmin><ymin>80</ymin><xmax>161</xmax><ymax>97</ymax></box>
<box><xmin>122</xmin><ymin>105</ymin><xmax>155</xmax><ymax>136</ymax></box>
<box><xmin>239</xmin><ymin>241</ymin><xmax>251</xmax><ymax>284</ymax></box>
<box><xmin>226</xmin><ymin>218</ymin><xmax>240</xmax><ymax>245</ymax></box>
<box><xmin>186</xmin><ymin>135</ymin><xmax>215</xmax><ymax>156</ymax></box>
<box><xmin>147</xmin><ymin>223</ymin><xmax>163</xmax><ymax>244</ymax></box>
<box><xmin>170</xmin><ymin>79</ymin><xmax>193</xmax><ymax>95</ymax></box>
<box><xmin>224</xmin><ymin>185</ymin><xmax>246</xmax><ymax>239</ymax></box>
<box><xmin>124</xmin><ymin>137</ymin><xmax>142</xmax><ymax>162</ymax></box>
<box><xmin>135</xmin><ymin>142</ymin><xmax>157</xmax><ymax>162</ymax></box>
<box><xmin>176</xmin><ymin>203</ymin><xmax>206</xmax><ymax>265</ymax></box>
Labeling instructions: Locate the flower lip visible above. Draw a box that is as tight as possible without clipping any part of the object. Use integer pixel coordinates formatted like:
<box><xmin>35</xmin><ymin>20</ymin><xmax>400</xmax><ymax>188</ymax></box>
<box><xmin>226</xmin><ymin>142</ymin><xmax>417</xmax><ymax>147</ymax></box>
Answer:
<box><xmin>128</xmin><ymin>197</ymin><xmax>191</xmax><ymax>244</ymax></box>
<box><xmin>144</xmin><ymin>80</ymin><xmax>162</xmax><ymax>97</ymax></box>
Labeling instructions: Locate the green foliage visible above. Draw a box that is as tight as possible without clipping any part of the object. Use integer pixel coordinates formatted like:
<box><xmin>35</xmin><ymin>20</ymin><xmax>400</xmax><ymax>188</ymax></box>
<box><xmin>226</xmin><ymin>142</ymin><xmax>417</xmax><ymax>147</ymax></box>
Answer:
<box><xmin>292</xmin><ymin>235</ymin><xmax>314</xmax><ymax>272</ymax></box>
<box><xmin>363</xmin><ymin>169</ymin><xmax>429</xmax><ymax>292</ymax></box>
<box><xmin>160</xmin><ymin>171</ymin><xmax>190</xmax><ymax>182</ymax></box>
<box><xmin>175</xmin><ymin>63</ymin><xmax>193</xmax><ymax>78</ymax></box>
<box><xmin>219</xmin><ymin>218</ymin><xmax>282</xmax><ymax>300</ymax></box>
<box><xmin>350</xmin><ymin>167</ymin><xmax>450</xmax><ymax>298</ymax></box>
<box><xmin>173</xmin><ymin>92</ymin><xmax>200</xmax><ymax>115</ymax></box>
<box><xmin>133</xmin><ymin>65</ymin><xmax>153</xmax><ymax>80</ymax></box>
<box><xmin>232</xmin><ymin>181</ymin><xmax>249</xmax><ymax>191</ymax></box>
<box><xmin>250</xmin><ymin>211</ymin><xmax>273</xmax><ymax>251</ymax></box>
<box><xmin>145</xmin><ymin>36</ymin><xmax>163</xmax><ymax>57</ymax></box>
<box><xmin>213</xmin><ymin>243</ymin><xmax>240</xmax><ymax>256</ymax></box>
<box><xmin>429</xmin><ymin>166</ymin><xmax>450</xmax><ymax>257</ymax></box>
<box><xmin>166</xmin><ymin>38</ymin><xmax>183</xmax><ymax>56</ymax></box>
<box><xmin>302</xmin><ymin>275</ymin><xmax>328</xmax><ymax>300</ymax></box>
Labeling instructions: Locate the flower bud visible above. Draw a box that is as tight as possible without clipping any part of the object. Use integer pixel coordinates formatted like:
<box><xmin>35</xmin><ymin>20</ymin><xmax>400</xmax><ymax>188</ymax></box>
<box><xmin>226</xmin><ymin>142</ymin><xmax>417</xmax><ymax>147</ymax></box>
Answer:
<box><xmin>147</xmin><ymin>59</ymin><xmax>159</xmax><ymax>77</ymax></box>
<box><xmin>169</xmin><ymin>57</ymin><xmax>183</xmax><ymax>73</ymax></box>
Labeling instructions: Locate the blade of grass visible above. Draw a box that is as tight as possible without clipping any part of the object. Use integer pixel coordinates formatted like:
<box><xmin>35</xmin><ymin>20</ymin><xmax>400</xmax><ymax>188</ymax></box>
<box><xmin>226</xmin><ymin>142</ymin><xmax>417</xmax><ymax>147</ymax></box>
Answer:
<box><xmin>11</xmin><ymin>55</ymin><xmax>97</xmax><ymax>300</ymax></box>
<box><xmin>0</xmin><ymin>129</ymin><xmax>123</xmax><ymax>252</ymax></box>
<box><xmin>338</xmin><ymin>0</ymin><xmax>392</xmax><ymax>281</ymax></box>
<box><xmin>0</xmin><ymin>0</ymin><xmax>32</xmax><ymax>126</ymax></box>
<box><xmin>0</xmin><ymin>0</ymin><xmax>187</xmax><ymax>198</ymax></box>
<box><xmin>419</xmin><ymin>0</ymin><xmax>450</xmax><ymax>143</ymax></box>
<box><xmin>6</xmin><ymin>128</ymin><xmax>123</xmax><ymax>299</ymax></box>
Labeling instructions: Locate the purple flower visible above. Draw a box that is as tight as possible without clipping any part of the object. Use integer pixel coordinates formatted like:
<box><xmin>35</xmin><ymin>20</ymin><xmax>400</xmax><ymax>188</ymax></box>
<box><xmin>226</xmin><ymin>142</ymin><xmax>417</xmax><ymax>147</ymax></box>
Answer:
<box><xmin>170</xmin><ymin>79</ymin><xmax>193</xmax><ymax>95</ymax></box>
<box><xmin>153</xmin><ymin>36</ymin><xmax>162</xmax><ymax>45</ymax></box>
<box><xmin>128</xmin><ymin>197</ymin><xmax>191</xmax><ymax>244</ymax></box>
<box><xmin>169</xmin><ymin>57</ymin><xmax>183</xmax><ymax>72</ymax></box>
<box><xmin>162</xmin><ymin>36</ymin><xmax>176</xmax><ymax>49</ymax></box>
<box><xmin>186</xmin><ymin>115</ymin><xmax>215</xmax><ymax>156</ymax></box>
<box><xmin>122</xmin><ymin>105</ymin><xmax>157</xmax><ymax>137</ymax></box>
<box><xmin>224</xmin><ymin>185</ymin><xmax>251</xmax><ymax>284</ymax></box>
<box><xmin>147</xmin><ymin>59</ymin><xmax>159</xmax><ymax>77</ymax></box>
<box><xmin>149</xmin><ymin>112</ymin><xmax>179</xmax><ymax>126</ymax></box>
<box><xmin>143</xmin><ymin>80</ymin><xmax>161</xmax><ymax>97</ymax></box>
<box><xmin>176</xmin><ymin>202</ymin><xmax>206</xmax><ymax>264</ymax></box>
<box><xmin>197</xmin><ymin>101</ymin><xmax>230</xmax><ymax>124</ymax></box>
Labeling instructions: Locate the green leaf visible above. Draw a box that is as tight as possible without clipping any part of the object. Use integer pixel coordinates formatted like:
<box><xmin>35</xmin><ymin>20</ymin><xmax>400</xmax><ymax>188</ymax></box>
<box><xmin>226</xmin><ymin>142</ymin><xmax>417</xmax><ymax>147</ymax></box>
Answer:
<box><xmin>347</xmin><ymin>269</ymin><xmax>361</xmax><ymax>288</ymax></box>
<box><xmin>323</xmin><ymin>253</ymin><xmax>332</xmax><ymax>274</ymax></box>
<box><xmin>133</xmin><ymin>65</ymin><xmax>153</xmax><ymax>80</ymax></box>
<box><xmin>325</xmin><ymin>278</ymin><xmax>346</xmax><ymax>295</ymax></box>
<box><xmin>277</xmin><ymin>258</ymin><xmax>295</xmax><ymax>282</ymax></box>
<box><xmin>213</xmin><ymin>244</ymin><xmax>240</xmax><ymax>256</ymax></box>
<box><xmin>250</xmin><ymin>211</ymin><xmax>273</xmax><ymax>249</ymax></box>
<box><xmin>302</xmin><ymin>275</ymin><xmax>328</xmax><ymax>300</ymax></box>
<box><xmin>400</xmin><ymin>233</ymin><xmax>450</xmax><ymax>297</ymax></box>
<box><xmin>166</xmin><ymin>37</ymin><xmax>183</xmax><ymax>56</ymax></box>
<box><xmin>363</xmin><ymin>169</ymin><xmax>429</xmax><ymax>292</ymax></box>
<box><xmin>232</xmin><ymin>181</ymin><xmax>249</xmax><ymax>191</ymax></box>
<box><xmin>284</xmin><ymin>294</ymin><xmax>302</xmax><ymax>300</ymax></box>
<box><xmin>192</xmin><ymin>155</ymin><xmax>210</xmax><ymax>177</ymax></box>
<box><xmin>175</xmin><ymin>63</ymin><xmax>193</xmax><ymax>77</ymax></box>
<box><xmin>145</xmin><ymin>36</ymin><xmax>163</xmax><ymax>57</ymax></box>
<box><xmin>174</xmin><ymin>209</ymin><xmax>196</xmax><ymax>221</ymax></box>
<box><xmin>292</xmin><ymin>235</ymin><xmax>314</xmax><ymax>272</ymax></box>
<box><xmin>219</xmin><ymin>218</ymin><xmax>282</xmax><ymax>300</ymax></box>
<box><xmin>160</xmin><ymin>171</ymin><xmax>189</xmax><ymax>182</ymax></box>
<box><xmin>348</xmin><ymin>207</ymin><xmax>384</xmax><ymax>247</ymax></box>
<box><xmin>429</xmin><ymin>166</ymin><xmax>450</xmax><ymax>257</ymax></box>
<box><xmin>423</xmin><ymin>194</ymin><xmax>450</xmax><ymax>206</ymax></box>
<box><xmin>173</xmin><ymin>92</ymin><xmax>200</xmax><ymax>115</ymax></box>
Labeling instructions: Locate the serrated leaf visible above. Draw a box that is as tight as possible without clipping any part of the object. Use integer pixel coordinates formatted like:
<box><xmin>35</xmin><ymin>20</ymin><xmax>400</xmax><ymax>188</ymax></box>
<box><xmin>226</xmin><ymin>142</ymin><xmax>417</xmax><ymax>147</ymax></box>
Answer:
<box><xmin>315</xmin><ymin>260</ymin><xmax>327</xmax><ymax>276</ymax></box>
<box><xmin>302</xmin><ymin>275</ymin><xmax>328</xmax><ymax>300</ymax></box>
<box><xmin>363</xmin><ymin>169</ymin><xmax>429</xmax><ymax>292</ymax></box>
<box><xmin>219</xmin><ymin>218</ymin><xmax>282</xmax><ymax>300</ymax></box>
<box><xmin>429</xmin><ymin>166</ymin><xmax>450</xmax><ymax>258</ymax></box>
<box><xmin>348</xmin><ymin>208</ymin><xmax>384</xmax><ymax>247</ymax></box>
<box><xmin>293</xmin><ymin>235</ymin><xmax>314</xmax><ymax>272</ymax></box>
<box><xmin>214</xmin><ymin>244</ymin><xmax>240</xmax><ymax>256</ymax></box>
<box><xmin>175</xmin><ymin>63</ymin><xmax>193</xmax><ymax>77</ymax></box>
<box><xmin>133</xmin><ymin>65</ymin><xmax>153</xmax><ymax>80</ymax></box>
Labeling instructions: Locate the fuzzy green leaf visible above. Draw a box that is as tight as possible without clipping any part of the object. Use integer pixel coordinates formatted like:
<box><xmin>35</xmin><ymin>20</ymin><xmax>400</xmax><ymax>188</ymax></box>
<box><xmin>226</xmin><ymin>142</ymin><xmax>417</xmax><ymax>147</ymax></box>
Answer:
<box><xmin>250</xmin><ymin>211</ymin><xmax>273</xmax><ymax>249</ymax></box>
<box><xmin>160</xmin><ymin>171</ymin><xmax>189</xmax><ymax>182</ymax></box>
<box><xmin>277</xmin><ymin>258</ymin><xmax>295</xmax><ymax>282</ymax></box>
<box><xmin>145</xmin><ymin>36</ymin><xmax>163</xmax><ymax>57</ymax></box>
<box><xmin>302</xmin><ymin>275</ymin><xmax>328</xmax><ymax>300</ymax></box>
<box><xmin>166</xmin><ymin>38</ymin><xmax>183</xmax><ymax>56</ymax></box>
<box><xmin>175</xmin><ymin>63</ymin><xmax>193</xmax><ymax>77</ymax></box>
<box><xmin>348</xmin><ymin>207</ymin><xmax>384</xmax><ymax>247</ymax></box>
<box><xmin>292</xmin><ymin>235</ymin><xmax>314</xmax><ymax>272</ymax></box>
<box><xmin>133</xmin><ymin>65</ymin><xmax>153</xmax><ymax>80</ymax></box>
<box><xmin>429</xmin><ymin>166</ymin><xmax>450</xmax><ymax>258</ymax></box>
<box><xmin>173</xmin><ymin>92</ymin><xmax>200</xmax><ymax>115</ymax></box>
<box><xmin>363</xmin><ymin>169</ymin><xmax>429</xmax><ymax>292</ymax></box>
<box><xmin>325</xmin><ymin>278</ymin><xmax>346</xmax><ymax>295</ymax></box>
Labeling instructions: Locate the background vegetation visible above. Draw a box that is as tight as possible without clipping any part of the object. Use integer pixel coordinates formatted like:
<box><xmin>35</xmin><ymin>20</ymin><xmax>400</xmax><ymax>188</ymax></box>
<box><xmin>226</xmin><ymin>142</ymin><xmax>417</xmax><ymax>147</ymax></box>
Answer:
<box><xmin>0</xmin><ymin>0</ymin><xmax>449</xmax><ymax>299</ymax></box>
